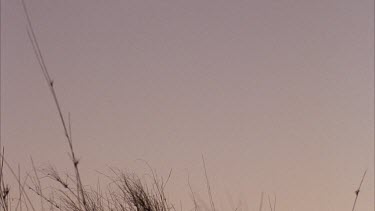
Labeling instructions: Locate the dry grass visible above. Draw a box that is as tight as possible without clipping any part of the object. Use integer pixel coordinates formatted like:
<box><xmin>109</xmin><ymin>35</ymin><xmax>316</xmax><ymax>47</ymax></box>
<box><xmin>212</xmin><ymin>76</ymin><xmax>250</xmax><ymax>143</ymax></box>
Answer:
<box><xmin>0</xmin><ymin>1</ymin><xmax>369</xmax><ymax>211</ymax></box>
<box><xmin>36</xmin><ymin>168</ymin><xmax>174</xmax><ymax>211</ymax></box>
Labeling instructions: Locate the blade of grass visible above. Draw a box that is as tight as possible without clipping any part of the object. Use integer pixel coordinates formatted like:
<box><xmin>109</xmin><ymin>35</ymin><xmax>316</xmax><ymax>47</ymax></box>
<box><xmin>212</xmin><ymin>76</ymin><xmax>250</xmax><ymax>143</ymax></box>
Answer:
<box><xmin>351</xmin><ymin>170</ymin><xmax>367</xmax><ymax>211</ymax></box>
<box><xmin>30</xmin><ymin>157</ymin><xmax>44</xmax><ymax>211</ymax></box>
<box><xmin>0</xmin><ymin>152</ymin><xmax>35</xmax><ymax>211</ymax></box>
<box><xmin>202</xmin><ymin>155</ymin><xmax>215</xmax><ymax>211</ymax></box>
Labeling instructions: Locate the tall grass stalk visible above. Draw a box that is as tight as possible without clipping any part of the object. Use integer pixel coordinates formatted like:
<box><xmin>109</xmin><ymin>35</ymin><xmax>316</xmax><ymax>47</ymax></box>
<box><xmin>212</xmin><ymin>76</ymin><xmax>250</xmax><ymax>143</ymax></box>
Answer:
<box><xmin>202</xmin><ymin>155</ymin><xmax>215</xmax><ymax>211</ymax></box>
<box><xmin>351</xmin><ymin>170</ymin><xmax>367</xmax><ymax>211</ymax></box>
<box><xmin>20</xmin><ymin>0</ymin><xmax>88</xmax><ymax>209</ymax></box>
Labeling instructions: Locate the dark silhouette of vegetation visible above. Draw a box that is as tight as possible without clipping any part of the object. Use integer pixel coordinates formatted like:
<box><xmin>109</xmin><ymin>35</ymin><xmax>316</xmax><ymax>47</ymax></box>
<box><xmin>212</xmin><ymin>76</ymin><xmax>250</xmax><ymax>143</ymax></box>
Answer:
<box><xmin>0</xmin><ymin>1</ymin><xmax>369</xmax><ymax>211</ymax></box>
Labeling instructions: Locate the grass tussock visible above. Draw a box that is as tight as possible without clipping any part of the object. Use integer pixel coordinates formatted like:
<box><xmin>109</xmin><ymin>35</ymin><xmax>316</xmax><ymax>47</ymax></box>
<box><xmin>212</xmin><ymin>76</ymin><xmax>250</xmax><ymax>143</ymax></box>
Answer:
<box><xmin>0</xmin><ymin>163</ymin><xmax>175</xmax><ymax>211</ymax></box>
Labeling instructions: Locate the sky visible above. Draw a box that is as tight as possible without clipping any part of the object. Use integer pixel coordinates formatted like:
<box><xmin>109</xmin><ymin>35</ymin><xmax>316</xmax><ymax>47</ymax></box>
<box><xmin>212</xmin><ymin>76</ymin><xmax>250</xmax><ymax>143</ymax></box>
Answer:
<box><xmin>1</xmin><ymin>0</ymin><xmax>374</xmax><ymax>210</ymax></box>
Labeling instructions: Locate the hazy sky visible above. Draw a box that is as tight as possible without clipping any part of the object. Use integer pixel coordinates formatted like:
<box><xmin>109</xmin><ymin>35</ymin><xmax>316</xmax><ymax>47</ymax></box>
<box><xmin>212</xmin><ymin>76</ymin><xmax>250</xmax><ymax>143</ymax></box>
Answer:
<box><xmin>1</xmin><ymin>0</ymin><xmax>374</xmax><ymax>210</ymax></box>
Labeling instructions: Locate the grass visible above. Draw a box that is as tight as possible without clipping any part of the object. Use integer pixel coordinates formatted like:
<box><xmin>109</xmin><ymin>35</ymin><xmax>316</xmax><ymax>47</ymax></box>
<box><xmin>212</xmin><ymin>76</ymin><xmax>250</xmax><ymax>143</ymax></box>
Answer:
<box><xmin>0</xmin><ymin>1</ymin><xmax>370</xmax><ymax>211</ymax></box>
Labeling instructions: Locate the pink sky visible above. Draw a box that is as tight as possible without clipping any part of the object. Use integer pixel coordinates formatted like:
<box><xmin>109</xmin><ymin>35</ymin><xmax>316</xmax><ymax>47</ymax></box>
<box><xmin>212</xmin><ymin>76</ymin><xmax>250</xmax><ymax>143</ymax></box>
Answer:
<box><xmin>1</xmin><ymin>0</ymin><xmax>374</xmax><ymax>210</ymax></box>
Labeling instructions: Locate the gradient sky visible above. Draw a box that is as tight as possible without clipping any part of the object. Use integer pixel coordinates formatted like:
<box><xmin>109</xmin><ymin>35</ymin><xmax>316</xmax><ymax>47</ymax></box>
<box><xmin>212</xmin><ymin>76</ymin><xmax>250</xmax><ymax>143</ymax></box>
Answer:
<box><xmin>1</xmin><ymin>0</ymin><xmax>374</xmax><ymax>210</ymax></box>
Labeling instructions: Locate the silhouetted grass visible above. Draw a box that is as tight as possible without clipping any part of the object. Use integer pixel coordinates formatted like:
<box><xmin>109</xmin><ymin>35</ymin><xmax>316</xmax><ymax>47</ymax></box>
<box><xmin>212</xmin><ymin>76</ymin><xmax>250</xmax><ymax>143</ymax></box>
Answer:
<box><xmin>0</xmin><ymin>1</ymin><xmax>369</xmax><ymax>211</ymax></box>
